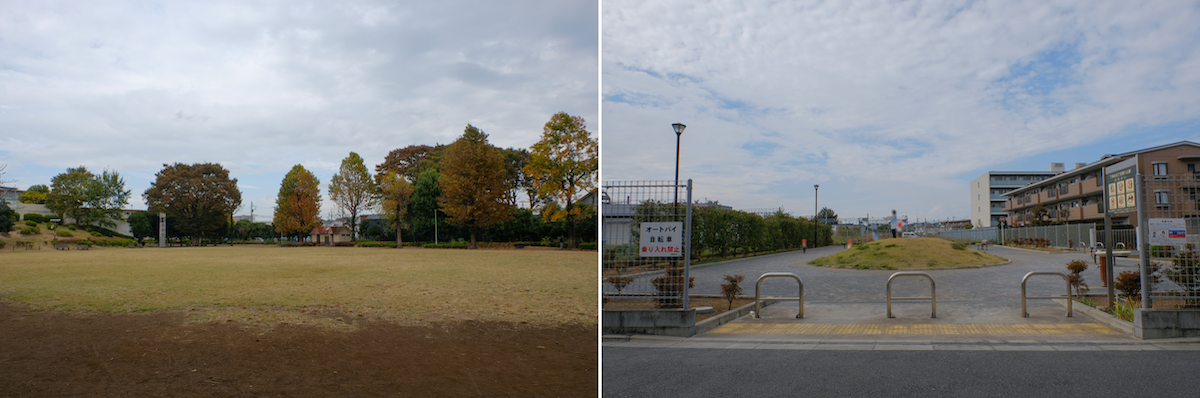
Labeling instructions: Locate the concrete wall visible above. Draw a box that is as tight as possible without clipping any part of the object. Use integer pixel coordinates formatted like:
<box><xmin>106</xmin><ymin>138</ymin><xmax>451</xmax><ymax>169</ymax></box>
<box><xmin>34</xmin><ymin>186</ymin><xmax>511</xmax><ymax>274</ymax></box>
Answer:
<box><xmin>1134</xmin><ymin>309</ymin><xmax>1200</xmax><ymax>339</ymax></box>
<box><xmin>602</xmin><ymin>308</ymin><xmax>697</xmax><ymax>337</ymax></box>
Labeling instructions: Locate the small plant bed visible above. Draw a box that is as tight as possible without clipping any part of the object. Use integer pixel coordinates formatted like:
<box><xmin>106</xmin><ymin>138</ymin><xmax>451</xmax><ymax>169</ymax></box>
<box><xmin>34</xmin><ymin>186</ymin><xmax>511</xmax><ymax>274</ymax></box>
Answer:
<box><xmin>602</xmin><ymin>296</ymin><xmax>755</xmax><ymax>323</ymax></box>
<box><xmin>809</xmin><ymin>237</ymin><xmax>1006</xmax><ymax>270</ymax></box>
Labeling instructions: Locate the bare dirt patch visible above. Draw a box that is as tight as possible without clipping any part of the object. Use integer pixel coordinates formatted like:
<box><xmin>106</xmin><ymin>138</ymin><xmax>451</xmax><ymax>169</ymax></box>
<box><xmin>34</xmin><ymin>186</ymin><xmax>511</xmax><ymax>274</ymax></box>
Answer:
<box><xmin>0</xmin><ymin>302</ymin><xmax>596</xmax><ymax>397</ymax></box>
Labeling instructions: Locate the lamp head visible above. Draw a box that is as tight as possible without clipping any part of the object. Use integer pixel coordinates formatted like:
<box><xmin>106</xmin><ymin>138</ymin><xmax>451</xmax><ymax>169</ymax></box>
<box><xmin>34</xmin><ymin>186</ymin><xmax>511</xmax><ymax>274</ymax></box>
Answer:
<box><xmin>672</xmin><ymin>123</ymin><xmax>686</xmax><ymax>136</ymax></box>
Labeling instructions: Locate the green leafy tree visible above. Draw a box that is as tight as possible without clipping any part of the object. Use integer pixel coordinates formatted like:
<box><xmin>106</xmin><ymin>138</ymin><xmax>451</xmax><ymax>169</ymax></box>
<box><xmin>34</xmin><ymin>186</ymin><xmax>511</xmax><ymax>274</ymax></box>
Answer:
<box><xmin>143</xmin><ymin>163</ymin><xmax>242</xmax><ymax>246</ymax></box>
<box><xmin>524</xmin><ymin>112</ymin><xmax>597</xmax><ymax>249</ymax></box>
<box><xmin>82</xmin><ymin>170</ymin><xmax>132</xmax><ymax>229</ymax></box>
<box><xmin>274</xmin><ymin>165</ymin><xmax>322</xmax><ymax>241</ymax></box>
<box><xmin>18</xmin><ymin>184</ymin><xmax>49</xmax><ymax>204</ymax></box>
<box><xmin>378</xmin><ymin>171</ymin><xmax>414</xmax><ymax>248</ymax></box>
<box><xmin>816</xmin><ymin>207</ymin><xmax>838</xmax><ymax>225</ymax></box>
<box><xmin>45</xmin><ymin>167</ymin><xmax>95</xmax><ymax>224</ymax></box>
<box><xmin>0</xmin><ymin>199</ymin><xmax>15</xmax><ymax>233</ymax></box>
<box><xmin>409</xmin><ymin>168</ymin><xmax>446</xmax><ymax>242</ymax></box>
<box><xmin>127</xmin><ymin>211</ymin><xmax>153</xmax><ymax>242</ymax></box>
<box><xmin>329</xmin><ymin>152</ymin><xmax>379</xmax><ymax>241</ymax></box>
<box><xmin>1031</xmin><ymin>204</ymin><xmax>1050</xmax><ymax>226</ymax></box>
<box><xmin>439</xmin><ymin>124</ymin><xmax>512</xmax><ymax>249</ymax></box>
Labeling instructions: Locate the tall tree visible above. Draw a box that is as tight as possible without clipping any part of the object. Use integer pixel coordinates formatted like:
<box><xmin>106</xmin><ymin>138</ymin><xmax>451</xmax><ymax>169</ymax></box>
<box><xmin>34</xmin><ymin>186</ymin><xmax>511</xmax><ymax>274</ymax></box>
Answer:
<box><xmin>18</xmin><ymin>184</ymin><xmax>49</xmax><ymax>204</ymax></box>
<box><xmin>82</xmin><ymin>170</ymin><xmax>132</xmax><ymax>228</ymax></box>
<box><xmin>375</xmin><ymin>145</ymin><xmax>434</xmax><ymax>183</ymax></box>
<box><xmin>127</xmin><ymin>211</ymin><xmax>153</xmax><ymax>243</ymax></box>
<box><xmin>525</xmin><ymin>112</ymin><xmax>598</xmax><ymax>249</ymax></box>
<box><xmin>816</xmin><ymin>207</ymin><xmax>838</xmax><ymax>225</ymax></box>
<box><xmin>499</xmin><ymin>147</ymin><xmax>533</xmax><ymax>207</ymax></box>
<box><xmin>439</xmin><ymin>124</ymin><xmax>512</xmax><ymax>249</ymax></box>
<box><xmin>328</xmin><ymin>152</ymin><xmax>378</xmax><ymax>241</ymax></box>
<box><xmin>378</xmin><ymin>171</ymin><xmax>414</xmax><ymax>248</ymax></box>
<box><xmin>143</xmin><ymin>163</ymin><xmax>242</xmax><ymax>246</ymax></box>
<box><xmin>45</xmin><ymin>167</ymin><xmax>96</xmax><ymax>225</ymax></box>
<box><xmin>409</xmin><ymin>168</ymin><xmax>444</xmax><ymax>242</ymax></box>
<box><xmin>274</xmin><ymin>165</ymin><xmax>322</xmax><ymax>240</ymax></box>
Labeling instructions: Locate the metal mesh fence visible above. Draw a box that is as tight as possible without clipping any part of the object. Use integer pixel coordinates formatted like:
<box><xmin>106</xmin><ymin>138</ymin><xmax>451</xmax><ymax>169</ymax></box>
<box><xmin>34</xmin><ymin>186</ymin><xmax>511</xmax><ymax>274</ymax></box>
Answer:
<box><xmin>601</xmin><ymin>180</ymin><xmax>692</xmax><ymax>309</ymax></box>
<box><xmin>1142</xmin><ymin>175</ymin><xmax>1200</xmax><ymax>308</ymax></box>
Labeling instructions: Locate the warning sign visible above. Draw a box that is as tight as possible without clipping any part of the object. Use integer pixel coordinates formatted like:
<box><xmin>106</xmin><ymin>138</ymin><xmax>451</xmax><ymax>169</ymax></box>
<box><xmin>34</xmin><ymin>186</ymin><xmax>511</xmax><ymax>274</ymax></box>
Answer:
<box><xmin>639</xmin><ymin>222</ymin><xmax>684</xmax><ymax>257</ymax></box>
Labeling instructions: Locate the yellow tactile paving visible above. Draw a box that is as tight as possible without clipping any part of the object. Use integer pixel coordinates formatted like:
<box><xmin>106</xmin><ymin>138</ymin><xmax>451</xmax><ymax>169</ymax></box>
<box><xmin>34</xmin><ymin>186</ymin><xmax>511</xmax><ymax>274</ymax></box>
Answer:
<box><xmin>710</xmin><ymin>322</ymin><xmax>1119</xmax><ymax>335</ymax></box>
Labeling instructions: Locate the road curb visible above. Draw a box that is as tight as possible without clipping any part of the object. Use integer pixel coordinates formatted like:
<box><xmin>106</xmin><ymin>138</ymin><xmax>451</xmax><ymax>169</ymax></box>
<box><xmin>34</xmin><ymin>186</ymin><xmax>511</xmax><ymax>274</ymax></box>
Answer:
<box><xmin>1054</xmin><ymin>298</ymin><xmax>1135</xmax><ymax>336</ymax></box>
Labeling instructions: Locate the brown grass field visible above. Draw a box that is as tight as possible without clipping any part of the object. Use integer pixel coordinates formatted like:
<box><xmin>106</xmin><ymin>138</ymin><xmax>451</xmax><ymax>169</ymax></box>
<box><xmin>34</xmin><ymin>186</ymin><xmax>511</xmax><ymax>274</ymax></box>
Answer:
<box><xmin>0</xmin><ymin>245</ymin><xmax>598</xmax><ymax>396</ymax></box>
<box><xmin>809</xmin><ymin>237</ymin><xmax>1007</xmax><ymax>270</ymax></box>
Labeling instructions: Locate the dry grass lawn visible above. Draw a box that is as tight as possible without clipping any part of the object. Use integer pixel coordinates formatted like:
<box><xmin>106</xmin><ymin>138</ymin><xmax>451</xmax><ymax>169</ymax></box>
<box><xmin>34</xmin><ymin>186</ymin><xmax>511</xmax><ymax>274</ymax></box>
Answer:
<box><xmin>0</xmin><ymin>245</ymin><xmax>596</xmax><ymax>329</ymax></box>
<box><xmin>810</xmin><ymin>237</ymin><xmax>1007</xmax><ymax>270</ymax></box>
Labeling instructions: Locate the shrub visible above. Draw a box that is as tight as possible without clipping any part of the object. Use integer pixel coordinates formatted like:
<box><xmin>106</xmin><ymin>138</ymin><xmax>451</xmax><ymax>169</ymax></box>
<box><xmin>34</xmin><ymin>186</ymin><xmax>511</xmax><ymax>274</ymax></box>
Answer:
<box><xmin>19</xmin><ymin>226</ymin><xmax>40</xmax><ymax>235</ymax></box>
<box><xmin>56</xmin><ymin>230</ymin><xmax>73</xmax><ymax>237</ymax></box>
<box><xmin>24</xmin><ymin>220</ymin><xmax>37</xmax><ymax>227</ymax></box>
<box><xmin>422</xmin><ymin>242</ymin><xmax>469</xmax><ymax>249</ymax></box>
<box><xmin>90</xmin><ymin>231</ymin><xmax>103</xmax><ymax>237</ymax></box>
<box><xmin>721</xmin><ymin>274</ymin><xmax>745</xmax><ymax>311</ymax></box>
<box><xmin>606</xmin><ymin>276</ymin><xmax>634</xmax><ymax>295</ymax></box>
<box><xmin>67</xmin><ymin>224</ymin><xmax>76</xmax><ymax>230</ymax></box>
<box><xmin>651</xmin><ymin>267</ymin><xmax>695</xmax><ymax>308</ymax></box>
<box><xmin>333</xmin><ymin>242</ymin><xmax>357</xmax><ymax>247</ymax></box>
<box><xmin>951</xmin><ymin>242</ymin><xmax>966</xmax><ymax>251</ymax></box>
<box><xmin>578</xmin><ymin>242</ymin><xmax>597</xmax><ymax>250</ymax></box>
<box><xmin>1114</xmin><ymin>270</ymin><xmax>1159</xmax><ymax>298</ymax></box>
<box><xmin>0</xmin><ymin>241</ymin><xmax>4</xmax><ymax>249</ymax></box>
<box><xmin>357</xmin><ymin>241</ymin><xmax>398</xmax><ymax>248</ymax></box>
<box><xmin>1066</xmin><ymin>259</ymin><xmax>1089</xmax><ymax>299</ymax></box>
<box><xmin>23</xmin><ymin>213</ymin><xmax>45</xmax><ymax>223</ymax></box>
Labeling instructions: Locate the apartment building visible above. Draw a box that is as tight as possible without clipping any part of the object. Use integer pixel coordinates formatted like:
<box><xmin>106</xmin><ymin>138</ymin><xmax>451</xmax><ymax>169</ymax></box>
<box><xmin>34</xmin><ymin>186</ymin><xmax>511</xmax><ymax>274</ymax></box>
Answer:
<box><xmin>1003</xmin><ymin>141</ymin><xmax>1200</xmax><ymax>227</ymax></box>
<box><xmin>969</xmin><ymin>170</ymin><xmax>1058</xmax><ymax>227</ymax></box>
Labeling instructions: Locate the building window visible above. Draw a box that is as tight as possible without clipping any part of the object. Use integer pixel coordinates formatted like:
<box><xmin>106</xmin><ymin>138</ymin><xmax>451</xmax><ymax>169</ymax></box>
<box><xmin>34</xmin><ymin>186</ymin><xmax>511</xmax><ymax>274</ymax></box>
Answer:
<box><xmin>1153</xmin><ymin>162</ymin><xmax>1168</xmax><ymax>178</ymax></box>
<box><xmin>1155</xmin><ymin>190</ymin><xmax>1170</xmax><ymax>207</ymax></box>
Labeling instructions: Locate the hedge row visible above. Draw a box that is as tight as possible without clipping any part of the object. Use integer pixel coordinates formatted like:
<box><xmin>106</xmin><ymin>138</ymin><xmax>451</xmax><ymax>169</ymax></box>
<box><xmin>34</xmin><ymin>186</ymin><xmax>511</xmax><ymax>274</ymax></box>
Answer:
<box><xmin>625</xmin><ymin>202</ymin><xmax>834</xmax><ymax>260</ymax></box>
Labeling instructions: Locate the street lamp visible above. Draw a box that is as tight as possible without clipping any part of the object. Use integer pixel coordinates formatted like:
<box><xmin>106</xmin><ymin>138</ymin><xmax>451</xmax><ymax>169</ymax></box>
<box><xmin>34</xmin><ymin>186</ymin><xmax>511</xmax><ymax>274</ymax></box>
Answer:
<box><xmin>814</xmin><ymin>184</ymin><xmax>819</xmax><ymax>223</ymax></box>
<box><xmin>673</xmin><ymin>123</ymin><xmax>686</xmax><ymax>219</ymax></box>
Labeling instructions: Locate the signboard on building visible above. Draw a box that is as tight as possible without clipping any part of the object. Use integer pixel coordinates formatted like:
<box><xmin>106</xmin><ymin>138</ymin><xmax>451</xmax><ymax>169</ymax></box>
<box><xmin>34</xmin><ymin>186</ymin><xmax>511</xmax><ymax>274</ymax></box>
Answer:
<box><xmin>639</xmin><ymin>221</ymin><xmax>684</xmax><ymax>257</ymax></box>
<box><xmin>1148</xmin><ymin>218</ymin><xmax>1187</xmax><ymax>246</ymax></box>
<box><xmin>1104</xmin><ymin>158</ymin><xmax>1138</xmax><ymax>216</ymax></box>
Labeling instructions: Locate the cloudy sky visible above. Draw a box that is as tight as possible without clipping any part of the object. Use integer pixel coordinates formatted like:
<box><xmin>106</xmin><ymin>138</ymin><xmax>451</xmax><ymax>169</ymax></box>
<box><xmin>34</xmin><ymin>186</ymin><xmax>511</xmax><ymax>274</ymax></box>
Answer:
<box><xmin>601</xmin><ymin>0</ymin><xmax>1200</xmax><ymax>223</ymax></box>
<box><xmin>1</xmin><ymin>0</ymin><xmax>597</xmax><ymax>219</ymax></box>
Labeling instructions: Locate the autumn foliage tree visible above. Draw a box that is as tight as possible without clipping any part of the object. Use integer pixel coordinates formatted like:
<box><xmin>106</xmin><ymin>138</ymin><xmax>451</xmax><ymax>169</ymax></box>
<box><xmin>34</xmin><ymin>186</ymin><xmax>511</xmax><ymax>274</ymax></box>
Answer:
<box><xmin>274</xmin><ymin>164</ymin><xmax>322</xmax><ymax>241</ymax></box>
<box><xmin>143</xmin><ymin>163</ymin><xmax>242</xmax><ymax>245</ymax></box>
<box><xmin>329</xmin><ymin>152</ymin><xmax>379</xmax><ymax>241</ymax></box>
<box><xmin>375</xmin><ymin>144</ymin><xmax>434</xmax><ymax>183</ymax></box>
<box><xmin>378</xmin><ymin>171</ymin><xmax>414</xmax><ymax>248</ymax></box>
<box><xmin>439</xmin><ymin>124</ymin><xmax>512</xmax><ymax>249</ymax></box>
<box><xmin>525</xmin><ymin>112</ymin><xmax>597</xmax><ymax>249</ymax></box>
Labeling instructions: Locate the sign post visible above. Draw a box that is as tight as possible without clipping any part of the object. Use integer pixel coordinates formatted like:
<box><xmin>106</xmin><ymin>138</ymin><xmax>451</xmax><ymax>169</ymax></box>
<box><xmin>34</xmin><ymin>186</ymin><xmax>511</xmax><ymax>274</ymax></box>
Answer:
<box><xmin>1104</xmin><ymin>158</ymin><xmax>1138</xmax><ymax>309</ymax></box>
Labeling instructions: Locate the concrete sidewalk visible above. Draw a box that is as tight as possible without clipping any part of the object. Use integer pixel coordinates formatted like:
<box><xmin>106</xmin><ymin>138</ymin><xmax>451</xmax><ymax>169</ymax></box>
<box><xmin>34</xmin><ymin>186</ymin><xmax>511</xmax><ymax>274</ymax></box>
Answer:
<box><xmin>604</xmin><ymin>245</ymin><xmax>1200</xmax><ymax>351</ymax></box>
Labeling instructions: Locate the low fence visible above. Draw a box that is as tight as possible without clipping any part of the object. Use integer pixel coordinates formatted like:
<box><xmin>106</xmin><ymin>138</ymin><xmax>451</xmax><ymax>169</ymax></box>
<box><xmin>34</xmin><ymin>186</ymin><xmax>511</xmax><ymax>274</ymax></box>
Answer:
<box><xmin>940</xmin><ymin>223</ymin><xmax>1138</xmax><ymax>250</ymax></box>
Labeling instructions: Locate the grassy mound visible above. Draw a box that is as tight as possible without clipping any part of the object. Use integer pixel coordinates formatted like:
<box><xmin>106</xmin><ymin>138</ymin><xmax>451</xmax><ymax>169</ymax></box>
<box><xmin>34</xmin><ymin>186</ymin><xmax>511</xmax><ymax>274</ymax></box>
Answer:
<box><xmin>809</xmin><ymin>237</ymin><xmax>1006</xmax><ymax>270</ymax></box>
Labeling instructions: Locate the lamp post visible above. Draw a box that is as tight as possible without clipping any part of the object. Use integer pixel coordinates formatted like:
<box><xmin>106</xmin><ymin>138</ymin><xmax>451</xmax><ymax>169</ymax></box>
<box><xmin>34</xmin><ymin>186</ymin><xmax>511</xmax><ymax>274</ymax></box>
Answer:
<box><xmin>814</xmin><ymin>184</ymin><xmax>820</xmax><ymax>223</ymax></box>
<box><xmin>672</xmin><ymin>123</ymin><xmax>686</xmax><ymax>219</ymax></box>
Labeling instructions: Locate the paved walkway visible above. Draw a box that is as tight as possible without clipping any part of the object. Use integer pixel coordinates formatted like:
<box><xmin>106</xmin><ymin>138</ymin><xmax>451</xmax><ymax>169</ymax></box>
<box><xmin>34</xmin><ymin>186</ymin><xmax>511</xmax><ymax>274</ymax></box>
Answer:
<box><xmin>605</xmin><ymin>245</ymin><xmax>1200</xmax><ymax>350</ymax></box>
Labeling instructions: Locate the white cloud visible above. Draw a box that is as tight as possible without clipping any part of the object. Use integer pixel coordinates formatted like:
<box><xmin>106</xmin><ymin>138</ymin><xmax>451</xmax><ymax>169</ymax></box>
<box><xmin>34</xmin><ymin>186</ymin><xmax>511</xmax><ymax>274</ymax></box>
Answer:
<box><xmin>602</xmin><ymin>0</ymin><xmax>1200</xmax><ymax>220</ymax></box>
<box><xmin>0</xmin><ymin>0</ymin><xmax>598</xmax><ymax>219</ymax></box>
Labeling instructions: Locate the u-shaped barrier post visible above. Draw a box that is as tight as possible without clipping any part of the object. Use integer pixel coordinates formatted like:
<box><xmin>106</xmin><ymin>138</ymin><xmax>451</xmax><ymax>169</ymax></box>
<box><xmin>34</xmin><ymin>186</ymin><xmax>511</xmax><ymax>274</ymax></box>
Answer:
<box><xmin>1021</xmin><ymin>271</ymin><xmax>1073</xmax><ymax>317</ymax></box>
<box><xmin>886</xmin><ymin>272</ymin><xmax>936</xmax><ymax>318</ymax></box>
<box><xmin>754</xmin><ymin>272</ymin><xmax>804</xmax><ymax>319</ymax></box>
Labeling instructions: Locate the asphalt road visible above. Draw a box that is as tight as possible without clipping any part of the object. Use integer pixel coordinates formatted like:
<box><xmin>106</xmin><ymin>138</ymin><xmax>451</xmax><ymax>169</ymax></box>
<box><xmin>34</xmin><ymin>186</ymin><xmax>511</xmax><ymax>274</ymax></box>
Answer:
<box><xmin>603</xmin><ymin>347</ymin><xmax>1200</xmax><ymax>397</ymax></box>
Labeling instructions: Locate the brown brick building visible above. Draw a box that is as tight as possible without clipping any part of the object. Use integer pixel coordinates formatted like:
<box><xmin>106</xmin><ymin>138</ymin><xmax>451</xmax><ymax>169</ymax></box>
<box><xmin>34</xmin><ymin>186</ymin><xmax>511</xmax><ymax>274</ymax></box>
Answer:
<box><xmin>1003</xmin><ymin>141</ymin><xmax>1200</xmax><ymax>227</ymax></box>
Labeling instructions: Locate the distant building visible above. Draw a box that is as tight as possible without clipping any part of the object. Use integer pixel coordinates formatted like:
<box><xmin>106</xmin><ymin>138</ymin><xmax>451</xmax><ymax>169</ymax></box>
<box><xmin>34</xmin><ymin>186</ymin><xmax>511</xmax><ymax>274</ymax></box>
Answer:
<box><xmin>970</xmin><ymin>170</ymin><xmax>1058</xmax><ymax>228</ymax></box>
<box><xmin>1</xmin><ymin>185</ymin><xmax>22</xmax><ymax>204</ymax></box>
<box><xmin>310</xmin><ymin>226</ymin><xmax>353</xmax><ymax>246</ymax></box>
<box><xmin>1003</xmin><ymin>141</ymin><xmax>1200</xmax><ymax>227</ymax></box>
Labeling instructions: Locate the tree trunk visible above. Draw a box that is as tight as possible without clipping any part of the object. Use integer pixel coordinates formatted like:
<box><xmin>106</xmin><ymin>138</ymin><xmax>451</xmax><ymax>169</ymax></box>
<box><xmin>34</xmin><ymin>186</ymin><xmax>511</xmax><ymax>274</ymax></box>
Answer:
<box><xmin>395</xmin><ymin>224</ymin><xmax>403</xmax><ymax>249</ymax></box>
<box><xmin>566</xmin><ymin>198</ymin><xmax>576</xmax><ymax>249</ymax></box>
<box><xmin>469</xmin><ymin>228</ymin><xmax>478</xmax><ymax>249</ymax></box>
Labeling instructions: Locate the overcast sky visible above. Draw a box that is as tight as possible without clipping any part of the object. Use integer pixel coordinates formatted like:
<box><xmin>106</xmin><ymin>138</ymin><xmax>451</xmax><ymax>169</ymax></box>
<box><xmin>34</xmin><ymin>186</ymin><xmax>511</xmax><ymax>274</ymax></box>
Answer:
<box><xmin>1</xmin><ymin>0</ymin><xmax>597</xmax><ymax>220</ymax></box>
<box><xmin>601</xmin><ymin>0</ymin><xmax>1200</xmax><ymax>223</ymax></box>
